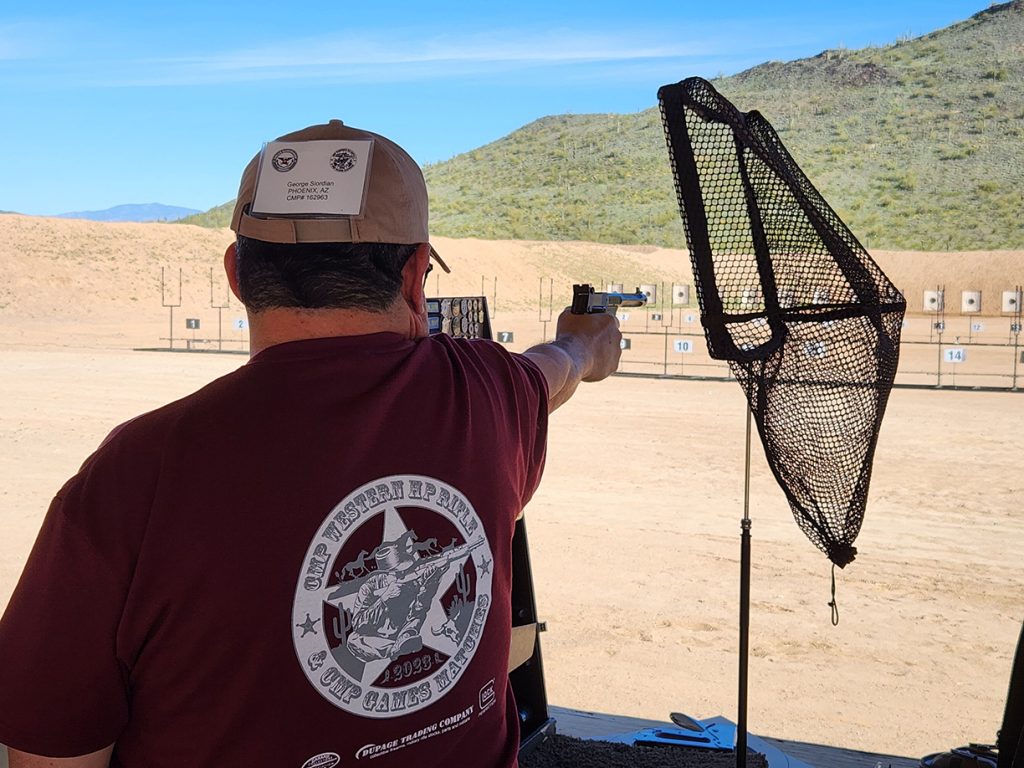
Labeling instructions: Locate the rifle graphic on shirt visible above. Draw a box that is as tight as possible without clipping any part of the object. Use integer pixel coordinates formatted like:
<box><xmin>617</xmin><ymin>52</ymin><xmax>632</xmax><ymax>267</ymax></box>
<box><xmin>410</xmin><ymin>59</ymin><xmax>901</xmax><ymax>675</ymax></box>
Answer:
<box><xmin>343</xmin><ymin>539</ymin><xmax>485</xmax><ymax>626</ymax></box>
<box><xmin>326</xmin><ymin>536</ymin><xmax>485</xmax><ymax>662</ymax></box>
<box><xmin>327</xmin><ymin>537</ymin><xmax>483</xmax><ymax>602</ymax></box>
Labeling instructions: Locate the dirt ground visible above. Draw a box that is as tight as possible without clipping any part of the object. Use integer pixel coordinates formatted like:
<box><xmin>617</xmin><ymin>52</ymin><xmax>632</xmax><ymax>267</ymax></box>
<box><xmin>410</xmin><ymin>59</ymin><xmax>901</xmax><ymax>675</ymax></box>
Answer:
<box><xmin>1</xmin><ymin>216</ymin><xmax>1022</xmax><ymax>761</ymax></box>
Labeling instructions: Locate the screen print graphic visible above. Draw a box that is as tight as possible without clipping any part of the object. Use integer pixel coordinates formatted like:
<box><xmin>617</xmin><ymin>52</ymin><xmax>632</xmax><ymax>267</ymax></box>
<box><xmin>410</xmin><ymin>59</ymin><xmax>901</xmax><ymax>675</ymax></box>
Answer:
<box><xmin>293</xmin><ymin>475</ymin><xmax>493</xmax><ymax>719</ymax></box>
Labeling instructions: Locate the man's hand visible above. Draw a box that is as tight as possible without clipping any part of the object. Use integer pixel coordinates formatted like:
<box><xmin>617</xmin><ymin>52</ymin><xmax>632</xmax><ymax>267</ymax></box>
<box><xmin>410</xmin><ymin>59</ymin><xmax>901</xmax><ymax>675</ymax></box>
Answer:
<box><xmin>378</xmin><ymin>577</ymin><xmax>402</xmax><ymax>601</ymax></box>
<box><xmin>522</xmin><ymin>308</ymin><xmax>623</xmax><ymax>412</ymax></box>
<box><xmin>553</xmin><ymin>308</ymin><xmax>622</xmax><ymax>382</ymax></box>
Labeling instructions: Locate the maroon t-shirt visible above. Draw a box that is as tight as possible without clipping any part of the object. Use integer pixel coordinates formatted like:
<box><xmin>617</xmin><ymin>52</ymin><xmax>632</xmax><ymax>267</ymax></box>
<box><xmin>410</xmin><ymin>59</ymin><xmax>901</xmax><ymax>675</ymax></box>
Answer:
<box><xmin>0</xmin><ymin>333</ymin><xmax>548</xmax><ymax>767</ymax></box>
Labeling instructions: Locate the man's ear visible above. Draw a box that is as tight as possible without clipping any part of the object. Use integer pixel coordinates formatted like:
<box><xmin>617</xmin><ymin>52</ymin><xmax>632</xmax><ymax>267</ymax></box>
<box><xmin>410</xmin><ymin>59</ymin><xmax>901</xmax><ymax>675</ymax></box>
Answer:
<box><xmin>400</xmin><ymin>243</ymin><xmax>432</xmax><ymax>338</ymax></box>
<box><xmin>400</xmin><ymin>243</ymin><xmax>432</xmax><ymax>309</ymax></box>
<box><xmin>224</xmin><ymin>242</ymin><xmax>243</xmax><ymax>302</ymax></box>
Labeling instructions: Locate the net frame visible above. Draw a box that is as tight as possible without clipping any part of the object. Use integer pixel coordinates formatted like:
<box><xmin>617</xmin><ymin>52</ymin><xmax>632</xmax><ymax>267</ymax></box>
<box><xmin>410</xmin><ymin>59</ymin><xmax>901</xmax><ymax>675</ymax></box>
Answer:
<box><xmin>658</xmin><ymin>77</ymin><xmax>906</xmax><ymax>567</ymax></box>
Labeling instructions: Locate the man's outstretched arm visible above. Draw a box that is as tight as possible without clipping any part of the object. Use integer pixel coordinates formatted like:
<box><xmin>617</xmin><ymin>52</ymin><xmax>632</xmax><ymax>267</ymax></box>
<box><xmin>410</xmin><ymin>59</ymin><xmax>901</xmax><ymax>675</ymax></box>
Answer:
<box><xmin>522</xmin><ymin>308</ymin><xmax>622</xmax><ymax>413</ymax></box>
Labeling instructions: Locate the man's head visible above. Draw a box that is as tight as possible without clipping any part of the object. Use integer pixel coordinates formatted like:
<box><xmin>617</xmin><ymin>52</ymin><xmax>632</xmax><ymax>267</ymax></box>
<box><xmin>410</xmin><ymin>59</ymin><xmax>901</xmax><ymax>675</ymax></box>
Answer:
<box><xmin>227</xmin><ymin>120</ymin><xmax>448</xmax><ymax>315</ymax></box>
<box><xmin>374</xmin><ymin>541</ymin><xmax>416</xmax><ymax>573</ymax></box>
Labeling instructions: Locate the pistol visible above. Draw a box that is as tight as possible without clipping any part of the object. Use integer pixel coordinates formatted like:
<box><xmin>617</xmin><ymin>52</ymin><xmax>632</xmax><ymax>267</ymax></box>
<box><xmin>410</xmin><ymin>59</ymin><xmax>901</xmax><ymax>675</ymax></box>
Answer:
<box><xmin>570</xmin><ymin>284</ymin><xmax>648</xmax><ymax>315</ymax></box>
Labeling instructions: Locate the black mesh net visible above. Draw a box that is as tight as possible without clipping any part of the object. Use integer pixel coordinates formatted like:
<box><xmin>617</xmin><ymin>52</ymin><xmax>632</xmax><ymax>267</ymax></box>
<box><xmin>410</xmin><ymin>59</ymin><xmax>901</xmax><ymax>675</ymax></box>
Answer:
<box><xmin>658</xmin><ymin>77</ymin><xmax>906</xmax><ymax>568</ymax></box>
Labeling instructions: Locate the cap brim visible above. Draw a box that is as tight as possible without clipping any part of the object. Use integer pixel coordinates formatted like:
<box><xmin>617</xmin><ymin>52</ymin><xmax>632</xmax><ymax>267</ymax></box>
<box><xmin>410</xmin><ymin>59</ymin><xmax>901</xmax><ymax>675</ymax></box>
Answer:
<box><xmin>429</xmin><ymin>244</ymin><xmax>451</xmax><ymax>274</ymax></box>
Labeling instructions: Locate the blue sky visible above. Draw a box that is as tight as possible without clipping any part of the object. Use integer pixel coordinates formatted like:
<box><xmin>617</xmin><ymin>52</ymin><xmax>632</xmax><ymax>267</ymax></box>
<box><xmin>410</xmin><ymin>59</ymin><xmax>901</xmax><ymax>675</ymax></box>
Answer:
<box><xmin>0</xmin><ymin>1</ymin><xmax>988</xmax><ymax>216</ymax></box>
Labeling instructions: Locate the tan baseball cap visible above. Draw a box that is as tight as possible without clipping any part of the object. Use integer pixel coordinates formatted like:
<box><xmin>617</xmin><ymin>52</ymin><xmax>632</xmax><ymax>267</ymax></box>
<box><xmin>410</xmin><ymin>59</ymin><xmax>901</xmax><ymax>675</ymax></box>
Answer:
<box><xmin>230</xmin><ymin>119</ymin><xmax>449</xmax><ymax>273</ymax></box>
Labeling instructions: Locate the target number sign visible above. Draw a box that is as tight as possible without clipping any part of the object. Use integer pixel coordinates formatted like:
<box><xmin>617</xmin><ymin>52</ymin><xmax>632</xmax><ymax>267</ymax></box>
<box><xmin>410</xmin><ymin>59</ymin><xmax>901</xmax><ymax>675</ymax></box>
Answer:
<box><xmin>234</xmin><ymin>318</ymin><xmax>249</xmax><ymax>331</ymax></box>
<box><xmin>185</xmin><ymin>318</ymin><xmax>200</xmax><ymax>330</ymax></box>
<box><xmin>497</xmin><ymin>331</ymin><xmax>514</xmax><ymax>343</ymax></box>
<box><xmin>620</xmin><ymin>338</ymin><xmax>631</xmax><ymax>351</ymax></box>
<box><xmin>944</xmin><ymin>348</ymin><xmax>967</xmax><ymax>364</ymax></box>
<box><xmin>673</xmin><ymin>339</ymin><xmax>694</xmax><ymax>354</ymax></box>
<box><xmin>971</xmin><ymin>322</ymin><xmax>984</xmax><ymax>333</ymax></box>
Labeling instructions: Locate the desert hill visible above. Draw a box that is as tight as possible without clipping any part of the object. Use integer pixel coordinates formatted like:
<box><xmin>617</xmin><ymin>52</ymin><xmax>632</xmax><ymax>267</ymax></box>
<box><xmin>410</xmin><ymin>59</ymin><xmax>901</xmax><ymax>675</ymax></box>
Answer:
<box><xmin>427</xmin><ymin>0</ymin><xmax>1024</xmax><ymax>251</ymax></box>
<box><xmin>182</xmin><ymin>2</ymin><xmax>1024</xmax><ymax>252</ymax></box>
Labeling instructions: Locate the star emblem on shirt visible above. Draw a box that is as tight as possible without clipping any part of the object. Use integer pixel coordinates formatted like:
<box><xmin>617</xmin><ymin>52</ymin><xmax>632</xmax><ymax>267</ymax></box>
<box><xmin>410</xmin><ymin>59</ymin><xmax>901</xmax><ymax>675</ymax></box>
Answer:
<box><xmin>297</xmin><ymin>613</ymin><xmax>321</xmax><ymax>637</ymax></box>
<box><xmin>477</xmin><ymin>556</ymin><xmax>492</xmax><ymax>576</ymax></box>
<box><xmin>325</xmin><ymin>508</ymin><xmax>483</xmax><ymax>686</ymax></box>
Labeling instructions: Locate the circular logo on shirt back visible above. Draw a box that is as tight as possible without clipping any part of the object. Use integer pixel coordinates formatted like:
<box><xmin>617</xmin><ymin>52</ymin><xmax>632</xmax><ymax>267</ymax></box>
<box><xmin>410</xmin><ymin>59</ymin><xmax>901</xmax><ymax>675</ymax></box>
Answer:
<box><xmin>293</xmin><ymin>475</ymin><xmax>493</xmax><ymax>719</ymax></box>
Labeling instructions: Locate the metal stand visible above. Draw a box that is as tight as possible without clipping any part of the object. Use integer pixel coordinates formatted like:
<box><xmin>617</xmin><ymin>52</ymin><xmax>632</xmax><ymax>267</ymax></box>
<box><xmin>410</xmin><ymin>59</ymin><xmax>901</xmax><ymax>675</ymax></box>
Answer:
<box><xmin>736</xmin><ymin>408</ymin><xmax>753</xmax><ymax>768</ymax></box>
<box><xmin>538</xmin><ymin>278</ymin><xmax>554</xmax><ymax>342</ymax></box>
<box><xmin>934</xmin><ymin>284</ymin><xmax>946</xmax><ymax>388</ymax></box>
<box><xmin>1011</xmin><ymin>285</ymin><xmax>1022</xmax><ymax>391</ymax></box>
<box><xmin>509</xmin><ymin>519</ymin><xmax>555</xmax><ymax>755</ymax></box>
<box><xmin>210</xmin><ymin>267</ymin><xmax>230</xmax><ymax>351</ymax></box>
<box><xmin>161</xmin><ymin>267</ymin><xmax>182</xmax><ymax>350</ymax></box>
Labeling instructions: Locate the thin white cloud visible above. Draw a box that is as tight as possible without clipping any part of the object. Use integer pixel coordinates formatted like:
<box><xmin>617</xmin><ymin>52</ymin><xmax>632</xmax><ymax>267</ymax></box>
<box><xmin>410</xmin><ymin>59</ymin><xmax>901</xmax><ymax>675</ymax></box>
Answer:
<box><xmin>0</xmin><ymin>18</ymin><xmax>823</xmax><ymax>89</ymax></box>
<box><xmin>90</xmin><ymin>24</ymin><xmax>797</xmax><ymax>87</ymax></box>
<box><xmin>187</xmin><ymin>29</ymin><xmax>695</xmax><ymax>69</ymax></box>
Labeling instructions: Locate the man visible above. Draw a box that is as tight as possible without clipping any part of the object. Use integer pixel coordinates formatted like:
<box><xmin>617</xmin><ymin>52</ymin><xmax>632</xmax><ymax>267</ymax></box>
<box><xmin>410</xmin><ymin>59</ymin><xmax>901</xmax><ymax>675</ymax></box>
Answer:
<box><xmin>0</xmin><ymin>120</ymin><xmax>621</xmax><ymax>767</ymax></box>
<box><xmin>340</xmin><ymin>533</ymin><xmax>483</xmax><ymax>662</ymax></box>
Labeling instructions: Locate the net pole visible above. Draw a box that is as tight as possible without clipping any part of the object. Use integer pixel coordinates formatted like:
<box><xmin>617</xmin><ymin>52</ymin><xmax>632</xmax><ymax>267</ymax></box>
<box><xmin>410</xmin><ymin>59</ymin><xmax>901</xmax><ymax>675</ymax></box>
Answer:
<box><xmin>737</xmin><ymin>406</ymin><xmax>753</xmax><ymax>768</ymax></box>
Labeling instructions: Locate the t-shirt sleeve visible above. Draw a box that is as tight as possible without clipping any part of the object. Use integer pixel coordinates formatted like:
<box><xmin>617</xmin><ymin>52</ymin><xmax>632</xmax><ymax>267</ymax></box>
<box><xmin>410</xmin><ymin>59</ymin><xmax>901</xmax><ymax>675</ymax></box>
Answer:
<box><xmin>506</xmin><ymin>352</ymin><xmax>549</xmax><ymax>505</ymax></box>
<box><xmin>0</xmin><ymin>476</ymin><xmax>131</xmax><ymax>755</ymax></box>
<box><xmin>459</xmin><ymin>338</ymin><xmax>549</xmax><ymax>505</ymax></box>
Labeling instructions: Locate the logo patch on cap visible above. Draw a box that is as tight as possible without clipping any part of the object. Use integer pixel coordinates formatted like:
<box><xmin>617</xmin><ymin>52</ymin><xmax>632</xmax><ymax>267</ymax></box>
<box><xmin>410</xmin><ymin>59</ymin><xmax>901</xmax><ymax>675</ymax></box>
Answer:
<box><xmin>252</xmin><ymin>139</ymin><xmax>373</xmax><ymax>218</ymax></box>
<box><xmin>330</xmin><ymin>148</ymin><xmax>358</xmax><ymax>172</ymax></box>
<box><xmin>272</xmin><ymin>148</ymin><xmax>298</xmax><ymax>172</ymax></box>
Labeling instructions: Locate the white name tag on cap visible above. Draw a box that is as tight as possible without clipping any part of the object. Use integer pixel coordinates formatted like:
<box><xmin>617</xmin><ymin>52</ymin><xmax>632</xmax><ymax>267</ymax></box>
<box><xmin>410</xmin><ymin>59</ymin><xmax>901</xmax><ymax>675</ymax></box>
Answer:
<box><xmin>251</xmin><ymin>139</ymin><xmax>373</xmax><ymax>217</ymax></box>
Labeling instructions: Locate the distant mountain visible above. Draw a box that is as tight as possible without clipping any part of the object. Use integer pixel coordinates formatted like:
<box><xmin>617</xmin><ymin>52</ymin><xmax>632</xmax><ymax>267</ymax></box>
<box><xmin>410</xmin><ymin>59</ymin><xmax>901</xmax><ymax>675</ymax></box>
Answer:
<box><xmin>181</xmin><ymin>1</ymin><xmax>1024</xmax><ymax>251</ymax></box>
<box><xmin>55</xmin><ymin>203</ymin><xmax>200</xmax><ymax>223</ymax></box>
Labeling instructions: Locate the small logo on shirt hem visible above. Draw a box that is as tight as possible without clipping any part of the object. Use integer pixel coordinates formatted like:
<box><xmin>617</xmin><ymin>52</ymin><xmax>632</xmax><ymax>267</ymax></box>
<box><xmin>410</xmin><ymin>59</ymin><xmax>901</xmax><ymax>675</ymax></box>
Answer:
<box><xmin>301</xmin><ymin>753</ymin><xmax>340</xmax><ymax>768</ymax></box>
